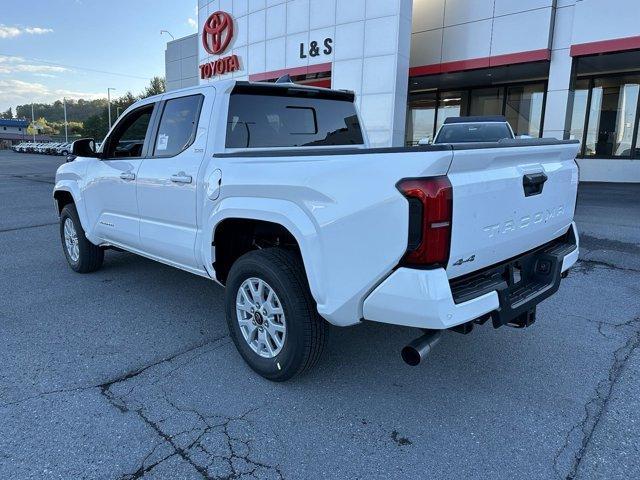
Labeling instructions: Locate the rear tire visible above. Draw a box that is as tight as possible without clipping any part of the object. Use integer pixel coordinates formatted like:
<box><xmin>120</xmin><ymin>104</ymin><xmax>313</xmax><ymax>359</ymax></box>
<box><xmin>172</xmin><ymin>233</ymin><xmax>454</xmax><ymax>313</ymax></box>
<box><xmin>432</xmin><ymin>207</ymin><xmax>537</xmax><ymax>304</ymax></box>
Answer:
<box><xmin>225</xmin><ymin>248</ymin><xmax>326</xmax><ymax>381</ymax></box>
<box><xmin>60</xmin><ymin>203</ymin><xmax>104</xmax><ymax>273</ymax></box>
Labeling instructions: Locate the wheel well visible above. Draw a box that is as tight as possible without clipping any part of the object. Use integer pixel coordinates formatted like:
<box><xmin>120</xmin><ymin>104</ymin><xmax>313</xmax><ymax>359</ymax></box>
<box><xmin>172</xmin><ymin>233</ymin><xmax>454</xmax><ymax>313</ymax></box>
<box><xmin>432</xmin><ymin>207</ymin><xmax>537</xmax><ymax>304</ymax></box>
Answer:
<box><xmin>213</xmin><ymin>219</ymin><xmax>301</xmax><ymax>285</ymax></box>
<box><xmin>54</xmin><ymin>190</ymin><xmax>74</xmax><ymax>215</ymax></box>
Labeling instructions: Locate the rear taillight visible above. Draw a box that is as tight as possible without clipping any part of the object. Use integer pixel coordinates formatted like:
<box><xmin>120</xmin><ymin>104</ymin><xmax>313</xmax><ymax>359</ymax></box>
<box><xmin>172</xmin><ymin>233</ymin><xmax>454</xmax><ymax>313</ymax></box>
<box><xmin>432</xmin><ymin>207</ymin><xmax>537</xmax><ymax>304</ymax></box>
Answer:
<box><xmin>397</xmin><ymin>176</ymin><xmax>453</xmax><ymax>268</ymax></box>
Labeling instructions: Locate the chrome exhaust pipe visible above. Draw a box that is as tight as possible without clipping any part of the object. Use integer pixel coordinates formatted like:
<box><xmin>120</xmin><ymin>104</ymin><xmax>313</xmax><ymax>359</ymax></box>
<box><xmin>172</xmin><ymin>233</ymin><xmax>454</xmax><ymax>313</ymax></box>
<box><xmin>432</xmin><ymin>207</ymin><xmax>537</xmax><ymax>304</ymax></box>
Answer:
<box><xmin>401</xmin><ymin>331</ymin><xmax>443</xmax><ymax>366</ymax></box>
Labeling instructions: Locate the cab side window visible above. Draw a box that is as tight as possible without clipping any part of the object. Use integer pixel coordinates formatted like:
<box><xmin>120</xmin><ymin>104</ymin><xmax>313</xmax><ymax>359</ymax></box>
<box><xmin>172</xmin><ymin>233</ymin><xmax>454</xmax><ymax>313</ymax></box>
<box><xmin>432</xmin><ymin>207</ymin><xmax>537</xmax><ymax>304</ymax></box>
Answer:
<box><xmin>153</xmin><ymin>95</ymin><xmax>203</xmax><ymax>157</ymax></box>
<box><xmin>104</xmin><ymin>104</ymin><xmax>154</xmax><ymax>159</ymax></box>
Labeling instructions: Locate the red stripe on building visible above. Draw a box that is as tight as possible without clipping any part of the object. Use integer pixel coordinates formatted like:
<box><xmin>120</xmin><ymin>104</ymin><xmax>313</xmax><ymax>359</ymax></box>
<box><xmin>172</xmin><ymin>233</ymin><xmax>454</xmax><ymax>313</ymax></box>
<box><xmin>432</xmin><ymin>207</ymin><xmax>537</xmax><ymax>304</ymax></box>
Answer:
<box><xmin>249</xmin><ymin>62</ymin><xmax>332</xmax><ymax>82</ymax></box>
<box><xmin>489</xmin><ymin>49</ymin><xmax>550</xmax><ymax>67</ymax></box>
<box><xmin>409</xmin><ymin>48</ymin><xmax>551</xmax><ymax>77</ymax></box>
<box><xmin>570</xmin><ymin>35</ymin><xmax>640</xmax><ymax>57</ymax></box>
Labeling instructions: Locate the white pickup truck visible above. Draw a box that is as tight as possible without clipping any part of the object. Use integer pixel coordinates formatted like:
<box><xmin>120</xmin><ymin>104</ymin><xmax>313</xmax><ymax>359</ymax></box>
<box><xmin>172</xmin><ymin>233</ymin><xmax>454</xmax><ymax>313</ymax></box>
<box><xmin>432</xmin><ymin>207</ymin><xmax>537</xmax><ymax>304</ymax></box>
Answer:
<box><xmin>54</xmin><ymin>80</ymin><xmax>580</xmax><ymax>381</ymax></box>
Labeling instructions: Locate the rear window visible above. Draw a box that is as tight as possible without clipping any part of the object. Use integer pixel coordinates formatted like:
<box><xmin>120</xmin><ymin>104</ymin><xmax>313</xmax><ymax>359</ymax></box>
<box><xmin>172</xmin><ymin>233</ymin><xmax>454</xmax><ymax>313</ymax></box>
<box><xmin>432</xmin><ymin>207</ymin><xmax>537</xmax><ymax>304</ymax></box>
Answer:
<box><xmin>226</xmin><ymin>92</ymin><xmax>364</xmax><ymax>148</ymax></box>
<box><xmin>435</xmin><ymin>123</ymin><xmax>512</xmax><ymax>144</ymax></box>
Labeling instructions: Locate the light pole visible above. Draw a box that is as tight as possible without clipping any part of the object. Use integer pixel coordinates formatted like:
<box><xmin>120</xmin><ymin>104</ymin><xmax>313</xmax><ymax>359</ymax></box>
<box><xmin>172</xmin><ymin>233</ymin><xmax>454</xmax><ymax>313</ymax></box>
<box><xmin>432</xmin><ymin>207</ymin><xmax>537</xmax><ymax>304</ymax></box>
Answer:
<box><xmin>63</xmin><ymin>97</ymin><xmax>68</xmax><ymax>143</ymax></box>
<box><xmin>31</xmin><ymin>103</ymin><xmax>36</xmax><ymax>142</ymax></box>
<box><xmin>160</xmin><ymin>30</ymin><xmax>175</xmax><ymax>40</ymax></box>
<box><xmin>107</xmin><ymin>87</ymin><xmax>116</xmax><ymax>129</ymax></box>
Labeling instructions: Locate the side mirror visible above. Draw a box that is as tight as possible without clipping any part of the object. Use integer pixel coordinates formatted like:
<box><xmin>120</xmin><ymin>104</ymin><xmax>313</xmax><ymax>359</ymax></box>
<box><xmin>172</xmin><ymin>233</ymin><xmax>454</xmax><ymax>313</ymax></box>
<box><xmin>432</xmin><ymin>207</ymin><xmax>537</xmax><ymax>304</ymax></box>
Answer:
<box><xmin>418</xmin><ymin>137</ymin><xmax>431</xmax><ymax>146</ymax></box>
<box><xmin>72</xmin><ymin>138</ymin><xmax>99</xmax><ymax>158</ymax></box>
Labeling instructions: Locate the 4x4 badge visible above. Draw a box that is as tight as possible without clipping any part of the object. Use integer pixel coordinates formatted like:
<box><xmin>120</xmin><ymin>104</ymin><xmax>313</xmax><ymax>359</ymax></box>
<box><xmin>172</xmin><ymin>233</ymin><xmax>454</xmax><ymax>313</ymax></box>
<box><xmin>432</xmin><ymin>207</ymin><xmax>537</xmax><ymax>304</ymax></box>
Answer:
<box><xmin>453</xmin><ymin>255</ymin><xmax>475</xmax><ymax>266</ymax></box>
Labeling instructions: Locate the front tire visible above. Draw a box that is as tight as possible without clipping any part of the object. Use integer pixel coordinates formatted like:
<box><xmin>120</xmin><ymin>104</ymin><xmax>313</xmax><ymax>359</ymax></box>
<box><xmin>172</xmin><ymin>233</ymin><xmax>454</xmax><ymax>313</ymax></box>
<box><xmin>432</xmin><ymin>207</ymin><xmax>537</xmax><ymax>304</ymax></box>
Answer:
<box><xmin>225</xmin><ymin>248</ymin><xmax>326</xmax><ymax>381</ymax></box>
<box><xmin>60</xmin><ymin>204</ymin><xmax>104</xmax><ymax>273</ymax></box>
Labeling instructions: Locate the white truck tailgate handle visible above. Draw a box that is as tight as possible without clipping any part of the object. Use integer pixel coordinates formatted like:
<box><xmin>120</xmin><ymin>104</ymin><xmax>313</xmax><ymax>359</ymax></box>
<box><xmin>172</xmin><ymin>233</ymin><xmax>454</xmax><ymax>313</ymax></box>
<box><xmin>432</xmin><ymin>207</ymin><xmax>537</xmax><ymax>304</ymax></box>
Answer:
<box><xmin>523</xmin><ymin>172</ymin><xmax>548</xmax><ymax>197</ymax></box>
<box><xmin>171</xmin><ymin>173</ymin><xmax>192</xmax><ymax>184</ymax></box>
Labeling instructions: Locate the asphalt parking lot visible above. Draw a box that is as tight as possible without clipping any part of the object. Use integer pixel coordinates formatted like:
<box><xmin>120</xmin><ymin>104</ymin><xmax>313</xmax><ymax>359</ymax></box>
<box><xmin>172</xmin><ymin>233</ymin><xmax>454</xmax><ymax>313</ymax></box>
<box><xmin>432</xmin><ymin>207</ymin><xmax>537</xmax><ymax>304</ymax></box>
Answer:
<box><xmin>0</xmin><ymin>150</ymin><xmax>638</xmax><ymax>480</ymax></box>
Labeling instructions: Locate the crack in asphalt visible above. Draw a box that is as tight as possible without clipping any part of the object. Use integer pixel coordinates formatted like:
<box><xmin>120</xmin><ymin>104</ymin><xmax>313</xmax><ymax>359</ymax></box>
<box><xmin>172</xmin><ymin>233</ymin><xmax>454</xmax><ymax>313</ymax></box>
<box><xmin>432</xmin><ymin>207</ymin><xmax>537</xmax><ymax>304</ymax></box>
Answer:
<box><xmin>97</xmin><ymin>338</ymin><xmax>219</xmax><ymax>393</ymax></box>
<box><xmin>553</xmin><ymin>317</ymin><xmax>640</xmax><ymax>480</ymax></box>
<box><xmin>0</xmin><ymin>222</ymin><xmax>58</xmax><ymax>234</ymax></box>
<box><xmin>565</xmin><ymin>314</ymin><xmax>637</xmax><ymax>340</ymax></box>
<box><xmin>98</xmin><ymin>341</ymin><xmax>285</xmax><ymax>479</ymax></box>
<box><xmin>0</xmin><ymin>339</ymin><xmax>218</xmax><ymax>408</ymax></box>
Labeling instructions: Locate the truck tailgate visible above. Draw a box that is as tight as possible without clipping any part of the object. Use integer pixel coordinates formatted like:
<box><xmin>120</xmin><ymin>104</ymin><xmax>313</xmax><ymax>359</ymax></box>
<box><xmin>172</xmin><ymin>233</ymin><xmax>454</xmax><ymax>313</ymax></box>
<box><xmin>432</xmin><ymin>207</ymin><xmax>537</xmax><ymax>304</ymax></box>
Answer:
<box><xmin>446</xmin><ymin>141</ymin><xmax>580</xmax><ymax>279</ymax></box>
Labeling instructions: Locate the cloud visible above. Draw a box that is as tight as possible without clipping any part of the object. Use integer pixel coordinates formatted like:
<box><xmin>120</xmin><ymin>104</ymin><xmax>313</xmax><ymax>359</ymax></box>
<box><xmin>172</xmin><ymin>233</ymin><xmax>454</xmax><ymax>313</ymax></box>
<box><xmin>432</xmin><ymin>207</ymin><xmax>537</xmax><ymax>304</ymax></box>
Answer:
<box><xmin>187</xmin><ymin>3</ymin><xmax>199</xmax><ymax>29</ymax></box>
<box><xmin>0</xmin><ymin>26</ymin><xmax>20</xmax><ymax>39</ymax></box>
<box><xmin>24</xmin><ymin>27</ymin><xmax>54</xmax><ymax>35</ymax></box>
<box><xmin>0</xmin><ymin>56</ymin><xmax>68</xmax><ymax>75</ymax></box>
<box><xmin>0</xmin><ymin>24</ymin><xmax>53</xmax><ymax>38</ymax></box>
<box><xmin>0</xmin><ymin>78</ymin><xmax>103</xmax><ymax>111</ymax></box>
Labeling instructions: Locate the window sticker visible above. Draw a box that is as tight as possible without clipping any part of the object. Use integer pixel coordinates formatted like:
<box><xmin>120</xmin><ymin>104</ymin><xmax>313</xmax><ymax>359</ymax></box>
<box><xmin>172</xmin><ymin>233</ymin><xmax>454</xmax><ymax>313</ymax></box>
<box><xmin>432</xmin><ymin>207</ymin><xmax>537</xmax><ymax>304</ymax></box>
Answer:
<box><xmin>157</xmin><ymin>134</ymin><xmax>169</xmax><ymax>151</ymax></box>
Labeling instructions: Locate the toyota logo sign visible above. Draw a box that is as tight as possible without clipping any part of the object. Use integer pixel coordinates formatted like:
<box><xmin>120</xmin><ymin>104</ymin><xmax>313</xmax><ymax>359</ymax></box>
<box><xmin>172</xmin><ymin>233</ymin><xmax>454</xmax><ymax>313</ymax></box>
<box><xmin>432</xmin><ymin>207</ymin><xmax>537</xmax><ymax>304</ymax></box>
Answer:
<box><xmin>202</xmin><ymin>11</ymin><xmax>234</xmax><ymax>55</ymax></box>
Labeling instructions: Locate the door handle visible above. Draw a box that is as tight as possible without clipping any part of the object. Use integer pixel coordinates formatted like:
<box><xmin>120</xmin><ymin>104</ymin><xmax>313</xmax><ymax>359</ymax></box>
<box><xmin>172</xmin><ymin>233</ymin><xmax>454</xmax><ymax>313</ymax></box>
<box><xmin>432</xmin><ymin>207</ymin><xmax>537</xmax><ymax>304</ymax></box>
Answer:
<box><xmin>171</xmin><ymin>173</ymin><xmax>192</xmax><ymax>184</ymax></box>
<box><xmin>120</xmin><ymin>172</ymin><xmax>135</xmax><ymax>181</ymax></box>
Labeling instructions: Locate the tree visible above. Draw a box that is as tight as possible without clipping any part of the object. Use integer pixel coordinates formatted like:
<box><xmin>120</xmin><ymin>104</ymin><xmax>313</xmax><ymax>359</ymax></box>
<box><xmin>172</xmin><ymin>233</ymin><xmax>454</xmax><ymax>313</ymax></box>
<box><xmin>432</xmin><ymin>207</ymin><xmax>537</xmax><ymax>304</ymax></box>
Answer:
<box><xmin>82</xmin><ymin>109</ymin><xmax>110</xmax><ymax>141</ymax></box>
<box><xmin>16</xmin><ymin>99</ymin><xmax>108</xmax><ymax>123</ymax></box>
<box><xmin>1</xmin><ymin>107</ymin><xmax>13</xmax><ymax>119</ymax></box>
<box><xmin>141</xmin><ymin>76</ymin><xmax>165</xmax><ymax>98</ymax></box>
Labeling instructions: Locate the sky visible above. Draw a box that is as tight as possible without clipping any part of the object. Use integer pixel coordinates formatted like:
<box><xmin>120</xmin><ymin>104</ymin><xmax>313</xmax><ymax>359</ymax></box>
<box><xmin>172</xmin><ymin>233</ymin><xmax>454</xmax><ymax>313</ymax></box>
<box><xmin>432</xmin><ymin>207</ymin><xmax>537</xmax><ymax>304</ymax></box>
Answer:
<box><xmin>0</xmin><ymin>0</ymin><xmax>198</xmax><ymax>114</ymax></box>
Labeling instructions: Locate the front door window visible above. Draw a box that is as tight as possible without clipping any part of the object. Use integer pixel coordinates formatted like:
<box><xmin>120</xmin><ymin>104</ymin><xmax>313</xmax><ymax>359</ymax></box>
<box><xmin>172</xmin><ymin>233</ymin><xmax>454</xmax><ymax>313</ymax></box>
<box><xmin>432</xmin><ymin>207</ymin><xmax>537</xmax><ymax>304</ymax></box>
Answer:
<box><xmin>104</xmin><ymin>105</ymin><xmax>154</xmax><ymax>159</ymax></box>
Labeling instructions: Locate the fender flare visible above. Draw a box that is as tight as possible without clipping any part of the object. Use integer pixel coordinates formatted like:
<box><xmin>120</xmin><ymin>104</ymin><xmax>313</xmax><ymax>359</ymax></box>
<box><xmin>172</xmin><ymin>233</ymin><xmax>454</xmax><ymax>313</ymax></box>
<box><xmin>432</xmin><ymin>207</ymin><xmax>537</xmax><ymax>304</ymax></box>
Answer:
<box><xmin>203</xmin><ymin>197</ymin><xmax>327</xmax><ymax>307</ymax></box>
<box><xmin>53</xmin><ymin>181</ymin><xmax>95</xmax><ymax>243</ymax></box>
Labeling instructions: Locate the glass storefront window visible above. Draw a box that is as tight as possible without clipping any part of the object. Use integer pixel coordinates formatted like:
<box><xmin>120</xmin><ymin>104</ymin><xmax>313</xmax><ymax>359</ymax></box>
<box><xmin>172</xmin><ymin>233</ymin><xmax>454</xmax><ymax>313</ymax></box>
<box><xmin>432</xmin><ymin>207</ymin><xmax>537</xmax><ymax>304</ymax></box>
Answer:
<box><xmin>584</xmin><ymin>75</ymin><xmax>640</xmax><ymax>157</ymax></box>
<box><xmin>469</xmin><ymin>88</ymin><xmax>503</xmax><ymax>117</ymax></box>
<box><xmin>505</xmin><ymin>83</ymin><xmax>545</xmax><ymax>137</ymax></box>
<box><xmin>406</xmin><ymin>82</ymin><xmax>548</xmax><ymax>144</ymax></box>
<box><xmin>406</xmin><ymin>93</ymin><xmax>436</xmax><ymax>145</ymax></box>
<box><xmin>436</xmin><ymin>91</ymin><xmax>468</xmax><ymax>131</ymax></box>
<box><xmin>635</xmin><ymin>116</ymin><xmax>640</xmax><ymax>158</ymax></box>
<box><xmin>568</xmin><ymin>79</ymin><xmax>590</xmax><ymax>148</ymax></box>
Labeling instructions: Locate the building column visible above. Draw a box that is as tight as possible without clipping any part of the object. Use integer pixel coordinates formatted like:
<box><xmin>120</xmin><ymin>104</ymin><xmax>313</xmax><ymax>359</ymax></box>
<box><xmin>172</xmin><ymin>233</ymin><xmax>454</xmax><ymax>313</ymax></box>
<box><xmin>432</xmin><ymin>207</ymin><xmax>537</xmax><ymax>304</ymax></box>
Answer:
<box><xmin>332</xmin><ymin>0</ymin><xmax>413</xmax><ymax>147</ymax></box>
<box><xmin>543</xmin><ymin>3</ymin><xmax>575</xmax><ymax>139</ymax></box>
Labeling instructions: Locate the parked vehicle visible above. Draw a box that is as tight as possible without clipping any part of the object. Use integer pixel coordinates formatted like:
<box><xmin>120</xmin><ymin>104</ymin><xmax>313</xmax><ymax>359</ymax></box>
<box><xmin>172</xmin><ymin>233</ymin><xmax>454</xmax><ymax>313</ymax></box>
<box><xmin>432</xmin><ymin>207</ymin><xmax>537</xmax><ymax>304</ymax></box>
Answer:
<box><xmin>433</xmin><ymin>116</ymin><xmax>515</xmax><ymax>144</ymax></box>
<box><xmin>54</xmin><ymin>80</ymin><xmax>580</xmax><ymax>381</ymax></box>
<box><xmin>44</xmin><ymin>142</ymin><xmax>60</xmax><ymax>154</ymax></box>
<box><xmin>55</xmin><ymin>143</ymin><xmax>72</xmax><ymax>156</ymax></box>
<box><xmin>11</xmin><ymin>141</ymin><xmax>72</xmax><ymax>154</ymax></box>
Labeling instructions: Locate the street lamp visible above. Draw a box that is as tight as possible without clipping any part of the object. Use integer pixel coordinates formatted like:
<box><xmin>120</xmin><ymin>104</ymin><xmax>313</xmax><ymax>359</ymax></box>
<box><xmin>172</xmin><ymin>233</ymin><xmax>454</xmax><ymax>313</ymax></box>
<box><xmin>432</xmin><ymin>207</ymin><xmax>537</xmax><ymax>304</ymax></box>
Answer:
<box><xmin>107</xmin><ymin>87</ymin><xmax>116</xmax><ymax>129</ymax></box>
<box><xmin>63</xmin><ymin>97</ymin><xmax>68</xmax><ymax>143</ymax></box>
<box><xmin>31</xmin><ymin>103</ymin><xmax>36</xmax><ymax>142</ymax></box>
<box><xmin>160</xmin><ymin>30</ymin><xmax>175</xmax><ymax>40</ymax></box>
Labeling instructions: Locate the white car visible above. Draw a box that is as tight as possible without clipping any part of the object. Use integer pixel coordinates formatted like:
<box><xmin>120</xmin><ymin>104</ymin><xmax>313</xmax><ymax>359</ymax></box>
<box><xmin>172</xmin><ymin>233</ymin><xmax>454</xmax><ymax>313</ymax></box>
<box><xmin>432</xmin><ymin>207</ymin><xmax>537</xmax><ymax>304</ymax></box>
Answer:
<box><xmin>55</xmin><ymin>143</ymin><xmax>72</xmax><ymax>156</ymax></box>
<box><xmin>54</xmin><ymin>80</ymin><xmax>580</xmax><ymax>381</ymax></box>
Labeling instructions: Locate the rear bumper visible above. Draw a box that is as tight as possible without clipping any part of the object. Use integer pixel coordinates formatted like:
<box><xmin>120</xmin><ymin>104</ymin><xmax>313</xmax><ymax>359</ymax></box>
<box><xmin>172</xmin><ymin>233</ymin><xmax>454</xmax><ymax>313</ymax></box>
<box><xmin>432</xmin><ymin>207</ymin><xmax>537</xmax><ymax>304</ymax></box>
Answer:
<box><xmin>362</xmin><ymin>223</ymin><xmax>579</xmax><ymax>330</ymax></box>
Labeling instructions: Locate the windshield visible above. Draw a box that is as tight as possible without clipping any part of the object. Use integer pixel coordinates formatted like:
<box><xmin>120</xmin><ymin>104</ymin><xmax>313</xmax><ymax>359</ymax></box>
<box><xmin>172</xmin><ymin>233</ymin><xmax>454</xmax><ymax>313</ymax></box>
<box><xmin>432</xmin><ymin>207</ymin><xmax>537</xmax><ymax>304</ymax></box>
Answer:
<box><xmin>435</xmin><ymin>122</ymin><xmax>512</xmax><ymax>144</ymax></box>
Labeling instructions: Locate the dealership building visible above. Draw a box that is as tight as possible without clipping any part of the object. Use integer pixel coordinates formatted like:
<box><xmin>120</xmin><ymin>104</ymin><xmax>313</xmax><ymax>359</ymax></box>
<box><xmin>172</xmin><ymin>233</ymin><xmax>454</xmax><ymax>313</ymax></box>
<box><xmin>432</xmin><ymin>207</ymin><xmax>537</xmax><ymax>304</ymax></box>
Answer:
<box><xmin>166</xmin><ymin>0</ymin><xmax>640</xmax><ymax>182</ymax></box>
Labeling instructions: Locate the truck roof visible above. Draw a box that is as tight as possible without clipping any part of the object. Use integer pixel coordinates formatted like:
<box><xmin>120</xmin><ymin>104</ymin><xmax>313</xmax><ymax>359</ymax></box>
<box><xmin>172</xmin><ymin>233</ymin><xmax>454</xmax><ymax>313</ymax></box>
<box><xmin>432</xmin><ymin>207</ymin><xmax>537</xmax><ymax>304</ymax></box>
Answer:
<box><xmin>155</xmin><ymin>79</ymin><xmax>355</xmax><ymax>102</ymax></box>
<box><xmin>232</xmin><ymin>80</ymin><xmax>355</xmax><ymax>102</ymax></box>
<box><xmin>443</xmin><ymin>115</ymin><xmax>508</xmax><ymax>124</ymax></box>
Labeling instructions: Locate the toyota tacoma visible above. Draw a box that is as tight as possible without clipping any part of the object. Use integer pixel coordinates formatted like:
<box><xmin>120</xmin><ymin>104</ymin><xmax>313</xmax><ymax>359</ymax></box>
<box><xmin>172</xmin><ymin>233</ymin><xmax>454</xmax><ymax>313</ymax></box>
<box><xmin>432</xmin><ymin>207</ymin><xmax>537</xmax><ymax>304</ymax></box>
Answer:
<box><xmin>54</xmin><ymin>79</ymin><xmax>580</xmax><ymax>381</ymax></box>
